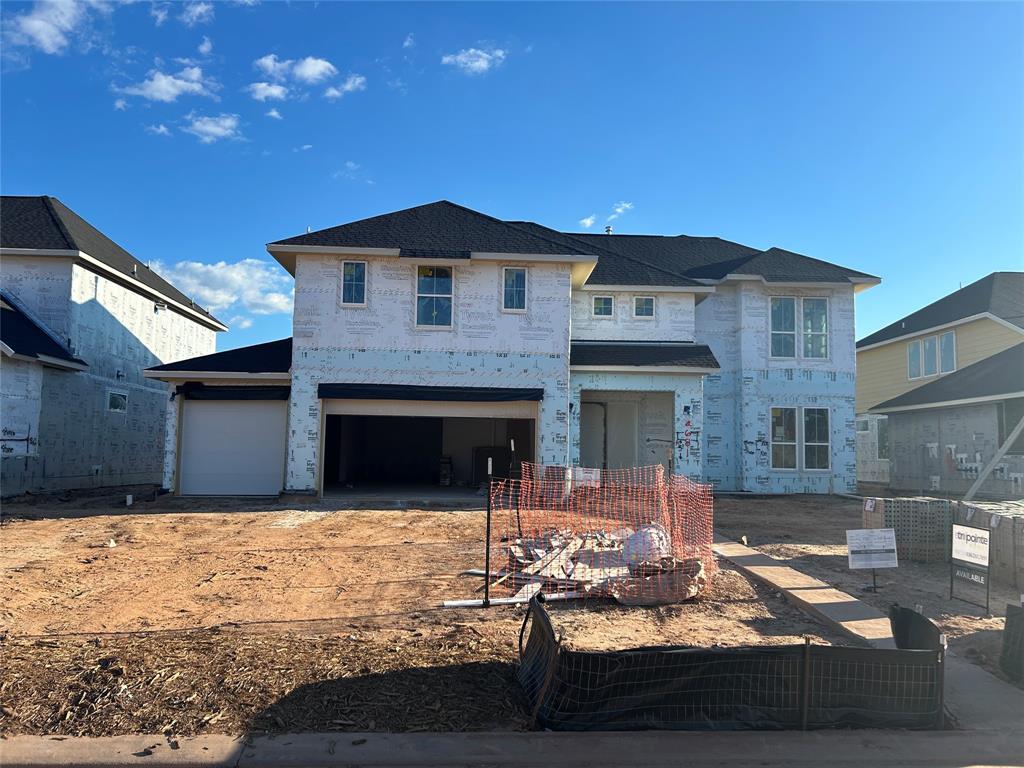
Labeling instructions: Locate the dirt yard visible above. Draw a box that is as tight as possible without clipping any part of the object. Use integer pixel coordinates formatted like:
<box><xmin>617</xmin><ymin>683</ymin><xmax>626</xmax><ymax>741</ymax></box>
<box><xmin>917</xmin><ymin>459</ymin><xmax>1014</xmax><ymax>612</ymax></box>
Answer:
<box><xmin>715</xmin><ymin>494</ymin><xmax>1019</xmax><ymax>684</ymax></box>
<box><xmin>0</xmin><ymin>494</ymin><xmax>845</xmax><ymax>737</ymax></box>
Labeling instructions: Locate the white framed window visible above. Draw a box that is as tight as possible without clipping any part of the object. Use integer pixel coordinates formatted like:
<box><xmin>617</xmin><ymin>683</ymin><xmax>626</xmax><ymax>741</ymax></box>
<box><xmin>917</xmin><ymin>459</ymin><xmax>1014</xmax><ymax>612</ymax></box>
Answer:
<box><xmin>770</xmin><ymin>297</ymin><xmax>796</xmax><ymax>358</ymax></box>
<box><xmin>923</xmin><ymin>335</ymin><xmax>938</xmax><ymax>377</ymax></box>
<box><xmin>502</xmin><ymin>267</ymin><xmax>527</xmax><ymax>312</ymax></box>
<box><xmin>341</xmin><ymin>261</ymin><xmax>366</xmax><ymax>306</ymax></box>
<box><xmin>592</xmin><ymin>295</ymin><xmax>614</xmax><ymax>317</ymax></box>
<box><xmin>633</xmin><ymin>296</ymin><xmax>655</xmax><ymax>318</ymax></box>
<box><xmin>876</xmin><ymin>416</ymin><xmax>890</xmax><ymax>461</ymax></box>
<box><xmin>107</xmin><ymin>390</ymin><xmax>128</xmax><ymax>414</ymax></box>
<box><xmin>939</xmin><ymin>331</ymin><xmax>956</xmax><ymax>373</ymax></box>
<box><xmin>908</xmin><ymin>340</ymin><xmax>922</xmax><ymax>379</ymax></box>
<box><xmin>802</xmin><ymin>298</ymin><xmax>828</xmax><ymax>358</ymax></box>
<box><xmin>416</xmin><ymin>265</ymin><xmax>453</xmax><ymax>327</ymax></box>
<box><xmin>770</xmin><ymin>407</ymin><xmax>797</xmax><ymax>469</ymax></box>
<box><xmin>803</xmin><ymin>407</ymin><xmax>830</xmax><ymax>470</ymax></box>
<box><xmin>856</xmin><ymin>419</ymin><xmax>869</xmax><ymax>432</ymax></box>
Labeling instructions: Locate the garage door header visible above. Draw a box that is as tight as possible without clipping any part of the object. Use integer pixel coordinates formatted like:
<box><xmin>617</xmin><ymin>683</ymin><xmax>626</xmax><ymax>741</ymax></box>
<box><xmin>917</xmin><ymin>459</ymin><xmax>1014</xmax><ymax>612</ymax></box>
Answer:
<box><xmin>317</xmin><ymin>383</ymin><xmax>544</xmax><ymax>402</ymax></box>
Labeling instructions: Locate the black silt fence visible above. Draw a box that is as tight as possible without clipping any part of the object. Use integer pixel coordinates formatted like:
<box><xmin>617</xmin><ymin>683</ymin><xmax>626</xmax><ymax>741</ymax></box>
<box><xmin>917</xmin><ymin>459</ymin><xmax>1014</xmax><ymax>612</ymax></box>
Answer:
<box><xmin>518</xmin><ymin>597</ymin><xmax>945</xmax><ymax>731</ymax></box>
<box><xmin>1001</xmin><ymin>604</ymin><xmax>1024</xmax><ymax>683</ymax></box>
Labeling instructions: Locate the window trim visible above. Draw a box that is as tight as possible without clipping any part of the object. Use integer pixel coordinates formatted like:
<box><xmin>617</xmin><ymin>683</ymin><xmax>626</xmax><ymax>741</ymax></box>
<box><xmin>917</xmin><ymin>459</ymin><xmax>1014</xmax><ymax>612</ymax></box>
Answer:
<box><xmin>340</xmin><ymin>260</ymin><xmax>368</xmax><ymax>307</ymax></box>
<box><xmin>501</xmin><ymin>266</ymin><xmax>528</xmax><ymax>314</ymax></box>
<box><xmin>592</xmin><ymin>295</ymin><xmax>614</xmax><ymax>318</ymax></box>
<box><xmin>107</xmin><ymin>389</ymin><xmax>128</xmax><ymax>414</ymax></box>
<box><xmin>769</xmin><ymin>296</ymin><xmax>797</xmax><ymax>360</ymax></box>
<box><xmin>770</xmin><ymin>406</ymin><xmax>798</xmax><ymax>471</ymax></box>
<box><xmin>801</xmin><ymin>296</ymin><xmax>829</xmax><ymax>359</ymax></box>
<box><xmin>633</xmin><ymin>295</ymin><xmax>656</xmax><ymax>319</ymax></box>
<box><xmin>414</xmin><ymin>264</ymin><xmax>455</xmax><ymax>329</ymax></box>
<box><xmin>802</xmin><ymin>406</ymin><xmax>831</xmax><ymax>471</ymax></box>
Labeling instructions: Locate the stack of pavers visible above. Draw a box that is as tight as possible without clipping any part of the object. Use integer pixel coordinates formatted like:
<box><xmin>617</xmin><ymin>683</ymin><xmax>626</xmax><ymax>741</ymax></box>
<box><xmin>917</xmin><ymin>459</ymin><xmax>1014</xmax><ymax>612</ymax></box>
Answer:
<box><xmin>955</xmin><ymin>500</ymin><xmax>1024</xmax><ymax>589</ymax></box>
<box><xmin>863</xmin><ymin>497</ymin><xmax>953</xmax><ymax>563</ymax></box>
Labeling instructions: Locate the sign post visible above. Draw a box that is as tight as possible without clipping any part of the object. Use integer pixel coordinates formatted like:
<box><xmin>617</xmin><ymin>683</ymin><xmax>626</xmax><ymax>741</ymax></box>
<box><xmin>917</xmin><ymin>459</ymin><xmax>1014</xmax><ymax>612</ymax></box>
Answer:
<box><xmin>846</xmin><ymin>528</ymin><xmax>898</xmax><ymax>592</ymax></box>
<box><xmin>950</xmin><ymin>523</ymin><xmax>991</xmax><ymax>614</ymax></box>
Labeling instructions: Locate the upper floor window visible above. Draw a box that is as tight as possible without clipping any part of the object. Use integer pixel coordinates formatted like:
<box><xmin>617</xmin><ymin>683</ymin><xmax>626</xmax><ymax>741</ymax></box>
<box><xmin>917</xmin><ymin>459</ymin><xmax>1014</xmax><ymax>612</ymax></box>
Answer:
<box><xmin>770</xmin><ymin>298</ymin><xmax>796</xmax><ymax>357</ymax></box>
<box><xmin>634</xmin><ymin>296</ymin><xmax>655</xmax><ymax>318</ymax></box>
<box><xmin>107</xmin><ymin>390</ymin><xmax>128</xmax><ymax>414</ymax></box>
<box><xmin>341</xmin><ymin>261</ymin><xmax>366</xmax><ymax>305</ymax></box>
<box><xmin>416</xmin><ymin>266</ymin><xmax>453</xmax><ymax>327</ymax></box>
<box><xmin>503</xmin><ymin>267</ymin><xmax>527</xmax><ymax>312</ymax></box>
<box><xmin>592</xmin><ymin>295</ymin><xmax>613</xmax><ymax>317</ymax></box>
<box><xmin>802</xmin><ymin>298</ymin><xmax>828</xmax><ymax>358</ymax></box>
<box><xmin>908</xmin><ymin>330</ymin><xmax>955</xmax><ymax>379</ymax></box>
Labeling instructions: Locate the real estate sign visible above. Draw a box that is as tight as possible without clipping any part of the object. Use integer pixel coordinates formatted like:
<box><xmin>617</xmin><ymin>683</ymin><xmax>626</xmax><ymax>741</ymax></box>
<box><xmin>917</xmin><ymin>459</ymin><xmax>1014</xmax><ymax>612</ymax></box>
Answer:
<box><xmin>952</xmin><ymin>524</ymin><xmax>990</xmax><ymax>568</ymax></box>
<box><xmin>950</xmin><ymin>524</ymin><xmax>991</xmax><ymax>612</ymax></box>
<box><xmin>846</xmin><ymin>528</ymin><xmax>898</xmax><ymax>570</ymax></box>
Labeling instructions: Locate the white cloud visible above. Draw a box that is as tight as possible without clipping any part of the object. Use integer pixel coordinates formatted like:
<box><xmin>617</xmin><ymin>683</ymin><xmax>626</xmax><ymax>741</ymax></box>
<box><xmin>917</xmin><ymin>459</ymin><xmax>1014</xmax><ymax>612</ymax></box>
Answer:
<box><xmin>152</xmin><ymin>258</ymin><xmax>293</xmax><ymax>316</ymax></box>
<box><xmin>265</xmin><ymin>107</ymin><xmax>282</xmax><ymax>120</ymax></box>
<box><xmin>113</xmin><ymin>97</ymin><xmax>127</xmax><ymax>110</ymax></box>
<box><xmin>292</xmin><ymin>56</ymin><xmax>338</xmax><ymax>84</ymax></box>
<box><xmin>117</xmin><ymin>65</ymin><xmax>217</xmax><ymax>103</ymax></box>
<box><xmin>294</xmin><ymin>144</ymin><xmax>313</xmax><ymax>152</ymax></box>
<box><xmin>253</xmin><ymin>53</ymin><xmax>292</xmax><ymax>81</ymax></box>
<box><xmin>150</xmin><ymin>3</ymin><xmax>169</xmax><ymax>26</ymax></box>
<box><xmin>198</xmin><ymin>35</ymin><xmax>212</xmax><ymax>55</ymax></box>
<box><xmin>441</xmin><ymin>47</ymin><xmax>506</xmax><ymax>75</ymax></box>
<box><xmin>227</xmin><ymin>315</ymin><xmax>253</xmax><ymax>330</ymax></box>
<box><xmin>179</xmin><ymin>2</ymin><xmax>213</xmax><ymax>27</ymax></box>
<box><xmin>607</xmin><ymin>201</ymin><xmax>634</xmax><ymax>221</ymax></box>
<box><xmin>403</xmin><ymin>33</ymin><xmax>415</xmax><ymax>49</ymax></box>
<box><xmin>181</xmin><ymin>112</ymin><xmax>242</xmax><ymax>144</ymax></box>
<box><xmin>333</xmin><ymin>160</ymin><xmax>373</xmax><ymax>184</ymax></box>
<box><xmin>2</xmin><ymin>0</ymin><xmax>102</xmax><ymax>55</ymax></box>
<box><xmin>146</xmin><ymin>123</ymin><xmax>171</xmax><ymax>136</ymax></box>
<box><xmin>246</xmin><ymin>81</ymin><xmax>288</xmax><ymax>101</ymax></box>
<box><xmin>579</xmin><ymin>214</ymin><xmax>596</xmax><ymax>229</ymax></box>
<box><xmin>323</xmin><ymin>73</ymin><xmax>366</xmax><ymax>100</ymax></box>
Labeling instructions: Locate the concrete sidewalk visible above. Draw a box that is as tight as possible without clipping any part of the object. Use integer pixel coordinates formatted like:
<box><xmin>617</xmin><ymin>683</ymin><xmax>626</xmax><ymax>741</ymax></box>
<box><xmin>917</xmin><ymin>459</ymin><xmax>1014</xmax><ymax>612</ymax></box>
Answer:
<box><xmin>3</xmin><ymin>729</ymin><xmax>1023</xmax><ymax>768</ymax></box>
<box><xmin>713</xmin><ymin>536</ymin><xmax>1024</xmax><ymax>731</ymax></box>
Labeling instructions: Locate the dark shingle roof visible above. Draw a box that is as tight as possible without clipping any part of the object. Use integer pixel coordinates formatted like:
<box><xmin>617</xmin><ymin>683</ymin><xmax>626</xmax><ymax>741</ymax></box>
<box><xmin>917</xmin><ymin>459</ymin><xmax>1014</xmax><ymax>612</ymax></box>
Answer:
<box><xmin>858</xmin><ymin>273</ymin><xmax>1024</xmax><ymax>349</ymax></box>
<box><xmin>272</xmin><ymin>200</ymin><xmax>594</xmax><ymax>258</ymax></box>
<box><xmin>872</xmin><ymin>343</ymin><xmax>1024</xmax><ymax>412</ymax></box>
<box><xmin>147</xmin><ymin>338</ymin><xmax>292</xmax><ymax>374</ymax></box>
<box><xmin>1</xmin><ymin>196</ymin><xmax>224</xmax><ymax>327</ymax></box>
<box><xmin>570</xmin><ymin>341</ymin><xmax>719</xmax><ymax>369</ymax></box>
<box><xmin>1</xmin><ymin>294</ymin><xmax>86</xmax><ymax>368</ymax></box>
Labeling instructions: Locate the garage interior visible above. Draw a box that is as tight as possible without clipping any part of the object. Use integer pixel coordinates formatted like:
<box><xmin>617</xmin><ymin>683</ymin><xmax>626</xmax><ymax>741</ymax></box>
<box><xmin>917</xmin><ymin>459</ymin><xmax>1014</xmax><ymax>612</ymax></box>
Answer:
<box><xmin>322</xmin><ymin>415</ymin><xmax>534</xmax><ymax>494</ymax></box>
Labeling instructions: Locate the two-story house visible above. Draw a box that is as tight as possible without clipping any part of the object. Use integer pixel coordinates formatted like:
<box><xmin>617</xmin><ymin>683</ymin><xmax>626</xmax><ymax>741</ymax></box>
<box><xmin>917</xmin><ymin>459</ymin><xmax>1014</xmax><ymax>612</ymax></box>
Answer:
<box><xmin>855</xmin><ymin>272</ymin><xmax>1024</xmax><ymax>497</ymax></box>
<box><xmin>146</xmin><ymin>201</ymin><xmax>878</xmax><ymax>497</ymax></box>
<box><xmin>0</xmin><ymin>195</ymin><xmax>226</xmax><ymax>496</ymax></box>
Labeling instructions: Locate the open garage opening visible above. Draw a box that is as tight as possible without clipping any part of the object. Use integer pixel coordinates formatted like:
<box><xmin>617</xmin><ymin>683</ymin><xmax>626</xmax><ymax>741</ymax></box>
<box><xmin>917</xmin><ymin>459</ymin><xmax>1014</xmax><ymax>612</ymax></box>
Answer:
<box><xmin>322</xmin><ymin>414</ymin><xmax>535</xmax><ymax>496</ymax></box>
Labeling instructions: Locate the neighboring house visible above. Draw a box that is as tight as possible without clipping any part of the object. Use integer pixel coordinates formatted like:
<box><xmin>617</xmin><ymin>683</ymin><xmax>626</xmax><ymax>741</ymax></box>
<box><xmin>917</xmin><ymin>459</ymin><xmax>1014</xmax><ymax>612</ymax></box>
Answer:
<box><xmin>146</xmin><ymin>201</ymin><xmax>878</xmax><ymax>497</ymax></box>
<box><xmin>855</xmin><ymin>272</ymin><xmax>1024</xmax><ymax>490</ymax></box>
<box><xmin>0</xmin><ymin>196</ymin><xmax>226</xmax><ymax>496</ymax></box>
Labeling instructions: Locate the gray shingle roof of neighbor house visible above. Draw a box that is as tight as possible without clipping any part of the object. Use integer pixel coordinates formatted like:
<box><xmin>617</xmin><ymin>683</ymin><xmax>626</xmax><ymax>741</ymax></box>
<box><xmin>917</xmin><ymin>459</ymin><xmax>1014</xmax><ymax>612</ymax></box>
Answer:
<box><xmin>857</xmin><ymin>272</ymin><xmax>1024</xmax><ymax>349</ymax></box>
<box><xmin>570</xmin><ymin>341</ymin><xmax>720</xmax><ymax>369</ymax></box>
<box><xmin>871</xmin><ymin>342</ymin><xmax>1024</xmax><ymax>412</ymax></box>
<box><xmin>272</xmin><ymin>200</ymin><xmax>878</xmax><ymax>288</ymax></box>
<box><xmin>0</xmin><ymin>195</ymin><xmax>226</xmax><ymax>329</ymax></box>
<box><xmin>0</xmin><ymin>293</ymin><xmax>86</xmax><ymax>368</ymax></box>
<box><xmin>147</xmin><ymin>337</ymin><xmax>293</xmax><ymax>374</ymax></box>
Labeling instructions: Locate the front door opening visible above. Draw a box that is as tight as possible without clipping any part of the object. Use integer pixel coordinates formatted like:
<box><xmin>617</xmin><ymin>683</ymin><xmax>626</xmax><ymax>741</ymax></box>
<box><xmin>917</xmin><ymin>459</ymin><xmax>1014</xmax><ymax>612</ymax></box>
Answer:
<box><xmin>579</xmin><ymin>390</ymin><xmax>674</xmax><ymax>473</ymax></box>
<box><xmin>322</xmin><ymin>414</ymin><xmax>534</xmax><ymax>493</ymax></box>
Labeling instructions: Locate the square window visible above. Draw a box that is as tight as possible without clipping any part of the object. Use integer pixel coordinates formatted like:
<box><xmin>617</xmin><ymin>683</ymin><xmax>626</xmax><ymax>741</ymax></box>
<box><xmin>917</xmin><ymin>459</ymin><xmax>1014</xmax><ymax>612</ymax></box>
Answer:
<box><xmin>770</xmin><ymin>407</ymin><xmax>797</xmax><ymax>469</ymax></box>
<box><xmin>107</xmin><ymin>391</ymin><xmax>128</xmax><ymax>413</ymax></box>
<box><xmin>341</xmin><ymin>261</ymin><xmax>366</xmax><ymax>305</ymax></box>
<box><xmin>940</xmin><ymin>331</ymin><xmax>955</xmax><ymax>373</ymax></box>
<box><xmin>416</xmin><ymin>266</ymin><xmax>453</xmax><ymax>327</ymax></box>
<box><xmin>923</xmin><ymin>336</ymin><xmax>938</xmax><ymax>376</ymax></box>
<box><xmin>593</xmin><ymin>296</ymin><xmax>613</xmax><ymax>317</ymax></box>
<box><xmin>634</xmin><ymin>296</ymin><xmax>655</xmax><ymax>318</ymax></box>
<box><xmin>503</xmin><ymin>267</ymin><xmax>527</xmax><ymax>311</ymax></box>
<box><xmin>908</xmin><ymin>340</ymin><xmax>922</xmax><ymax>379</ymax></box>
<box><xmin>770</xmin><ymin>297</ymin><xmax>796</xmax><ymax>358</ymax></box>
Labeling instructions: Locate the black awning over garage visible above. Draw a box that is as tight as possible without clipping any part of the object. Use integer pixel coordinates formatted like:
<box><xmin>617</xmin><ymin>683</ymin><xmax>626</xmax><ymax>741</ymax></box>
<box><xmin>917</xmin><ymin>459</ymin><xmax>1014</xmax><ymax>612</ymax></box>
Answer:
<box><xmin>317</xmin><ymin>383</ymin><xmax>544</xmax><ymax>401</ymax></box>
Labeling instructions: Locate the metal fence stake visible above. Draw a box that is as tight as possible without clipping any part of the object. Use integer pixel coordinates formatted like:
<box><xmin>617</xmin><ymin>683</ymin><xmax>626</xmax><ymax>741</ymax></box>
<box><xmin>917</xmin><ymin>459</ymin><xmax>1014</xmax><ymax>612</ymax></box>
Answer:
<box><xmin>483</xmin><ymin>469</ymin><xmax>493</xmax><ymax>608</ymax></box>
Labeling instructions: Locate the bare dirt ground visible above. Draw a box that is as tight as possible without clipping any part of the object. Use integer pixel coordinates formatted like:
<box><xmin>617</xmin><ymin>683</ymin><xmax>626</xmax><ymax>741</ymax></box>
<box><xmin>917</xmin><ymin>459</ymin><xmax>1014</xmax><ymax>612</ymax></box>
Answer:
<box><xmin>0</xmin><ymin>494</ymin><xmax>845</xmax><ymax>737</ymax></box>
<box><xmin>715</xmin><ymin>494</ymin><xmax>1019</xmax><ymax>684</ymax></box>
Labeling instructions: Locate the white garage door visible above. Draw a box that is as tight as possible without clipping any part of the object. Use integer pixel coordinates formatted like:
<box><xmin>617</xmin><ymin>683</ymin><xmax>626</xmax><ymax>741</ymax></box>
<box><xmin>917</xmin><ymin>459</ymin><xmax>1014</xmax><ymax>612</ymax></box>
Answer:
<box><xmin>179</xmin><ymin>400</ymin><xmax>287</xmax><ymax>496</ymax></box>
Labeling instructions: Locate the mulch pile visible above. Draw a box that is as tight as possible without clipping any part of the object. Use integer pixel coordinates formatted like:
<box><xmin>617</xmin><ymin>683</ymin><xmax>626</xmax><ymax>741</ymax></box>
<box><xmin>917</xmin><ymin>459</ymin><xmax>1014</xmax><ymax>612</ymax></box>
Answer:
<box><xmin>0</xmin><ymin>626</ymin><xmax>529</xmax><ymax>737</ymax></box>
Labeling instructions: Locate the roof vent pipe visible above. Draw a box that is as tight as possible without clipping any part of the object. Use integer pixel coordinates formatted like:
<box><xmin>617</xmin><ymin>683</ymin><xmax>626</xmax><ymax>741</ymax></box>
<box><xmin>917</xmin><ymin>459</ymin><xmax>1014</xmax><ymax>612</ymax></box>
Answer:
<box><xmin>605</xmin><ymin>225</ymin><xmax>613</xmax><ymax>235</ymax></box>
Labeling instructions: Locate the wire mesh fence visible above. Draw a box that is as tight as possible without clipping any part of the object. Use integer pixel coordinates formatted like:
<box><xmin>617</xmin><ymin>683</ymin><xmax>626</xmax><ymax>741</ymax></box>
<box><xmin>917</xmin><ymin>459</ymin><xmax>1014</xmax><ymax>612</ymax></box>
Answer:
<box><xmin>479</xmin><ymin>463</ymin><xmax>715</xmax><ymax>606</ymax></box>
<box><xmin>518</xmin><ymin>597</ymin><xmax>946</xmax><ymax>731</ymax></box>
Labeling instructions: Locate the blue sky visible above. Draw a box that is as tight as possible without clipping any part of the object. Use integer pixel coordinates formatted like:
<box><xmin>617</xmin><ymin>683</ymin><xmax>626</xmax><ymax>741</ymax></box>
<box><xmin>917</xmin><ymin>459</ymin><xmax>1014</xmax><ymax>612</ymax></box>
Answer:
<box><xmin>2</xmin><ymin>1</ymin><xmax>1021</xmax><ymax>351</ymax></box>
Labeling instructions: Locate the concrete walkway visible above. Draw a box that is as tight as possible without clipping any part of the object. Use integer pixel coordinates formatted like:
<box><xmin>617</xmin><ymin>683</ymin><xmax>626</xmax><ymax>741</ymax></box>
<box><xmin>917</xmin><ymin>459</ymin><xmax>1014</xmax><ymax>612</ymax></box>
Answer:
<box><xmin>713</xmin><ymin>536</ymin><xmax>1024</xmax><ymax>731</ymax></box>
<box><xmin>3</xmin><ymin>729</ymin><xmax>1023</xmax><ymax>768</ymax></box>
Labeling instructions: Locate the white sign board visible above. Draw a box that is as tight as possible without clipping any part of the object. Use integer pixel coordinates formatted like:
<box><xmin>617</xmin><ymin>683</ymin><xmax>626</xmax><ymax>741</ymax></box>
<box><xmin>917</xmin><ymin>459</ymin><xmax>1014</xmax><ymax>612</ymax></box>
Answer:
<box><xmin>952</xmin><ymin>524</ymin><xmax>990</xmax><ymax>568</ymax></box>
<box><xmin>572</xmin><ymin>467</ymin><xmax>601</xmax><ymax>487</ymax></box>
<box><xmin>846</xmin><ymin>528</ymin><xmax>898</xmax><ymax>570</ymax></box>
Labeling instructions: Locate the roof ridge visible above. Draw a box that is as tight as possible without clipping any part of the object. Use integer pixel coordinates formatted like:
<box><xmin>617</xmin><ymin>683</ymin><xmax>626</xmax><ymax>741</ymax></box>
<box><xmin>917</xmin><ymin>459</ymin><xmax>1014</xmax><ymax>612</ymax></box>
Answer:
<box><xmin>548</xmin><ymin>227</ymin><xmax>712</xmax><ymax>285</ymax></box>
<box><xmin>40</xmin><ymin>196</ymin><xmax>77</xmax><ymax>251</ymax></box>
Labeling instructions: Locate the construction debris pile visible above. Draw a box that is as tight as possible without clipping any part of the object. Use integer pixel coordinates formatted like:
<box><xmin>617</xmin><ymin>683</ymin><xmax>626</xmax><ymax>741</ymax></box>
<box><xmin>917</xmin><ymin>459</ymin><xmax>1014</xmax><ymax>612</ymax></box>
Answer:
<box><xmin>453</xmin><ymin>463</ymin><xmax>715</xmax><ymax>608</ymax></box>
